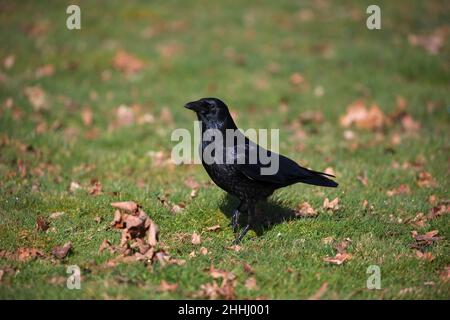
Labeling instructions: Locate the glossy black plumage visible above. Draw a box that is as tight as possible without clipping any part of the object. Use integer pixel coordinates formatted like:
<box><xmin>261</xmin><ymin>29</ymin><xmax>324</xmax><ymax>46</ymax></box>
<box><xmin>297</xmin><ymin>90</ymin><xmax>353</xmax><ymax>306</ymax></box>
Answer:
<box><xmin>185</xmin><ymin>97</ymin><xmax>338</xmax><ymax>243</ymax></box>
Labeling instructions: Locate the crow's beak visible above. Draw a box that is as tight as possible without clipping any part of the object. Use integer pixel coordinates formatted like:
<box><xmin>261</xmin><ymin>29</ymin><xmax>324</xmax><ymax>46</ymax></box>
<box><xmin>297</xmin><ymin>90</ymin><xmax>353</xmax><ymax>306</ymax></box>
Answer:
<box><xmin>184</xmin><ymin>100</ymin><xmax>203</xmax><ymax>112</ymax></box>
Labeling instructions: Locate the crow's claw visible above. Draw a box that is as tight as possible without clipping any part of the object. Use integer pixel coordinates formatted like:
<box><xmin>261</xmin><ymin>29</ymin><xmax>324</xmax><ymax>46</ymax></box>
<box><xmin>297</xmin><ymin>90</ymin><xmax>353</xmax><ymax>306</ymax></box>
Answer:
<box><xmin>231</xmin><ymin>209</ymin><xmax>240</xmax><ymax>233</ymax></box>
<box><xmin>232</xmin><ymin>224</ymin><xmax>250</xmax><ymax>245</ymax></box>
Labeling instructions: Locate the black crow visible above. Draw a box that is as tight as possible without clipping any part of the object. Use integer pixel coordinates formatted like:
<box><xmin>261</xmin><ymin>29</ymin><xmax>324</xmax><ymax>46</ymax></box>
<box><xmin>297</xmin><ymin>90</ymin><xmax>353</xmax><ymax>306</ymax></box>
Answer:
<box><xmin>185</xmin><ymin>97</ymin><xmax>338</xmax><ymax>244</ymax></box>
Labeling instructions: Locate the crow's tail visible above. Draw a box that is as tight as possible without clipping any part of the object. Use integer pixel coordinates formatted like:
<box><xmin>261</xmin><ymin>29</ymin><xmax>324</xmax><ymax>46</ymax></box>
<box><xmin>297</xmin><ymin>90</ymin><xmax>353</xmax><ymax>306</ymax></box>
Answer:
<box><xmin>298</xmin><ymin>169</ymin><xmax>338</xmax><ymax>188</ymax></box>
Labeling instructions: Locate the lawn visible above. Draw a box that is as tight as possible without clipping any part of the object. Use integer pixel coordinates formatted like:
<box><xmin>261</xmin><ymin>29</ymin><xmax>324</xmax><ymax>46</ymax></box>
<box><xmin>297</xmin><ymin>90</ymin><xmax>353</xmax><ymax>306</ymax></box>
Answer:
<box><xmin>0</xmin><ymin>0</ymin><xmax>449</xmax><ymax>299</ymax></box>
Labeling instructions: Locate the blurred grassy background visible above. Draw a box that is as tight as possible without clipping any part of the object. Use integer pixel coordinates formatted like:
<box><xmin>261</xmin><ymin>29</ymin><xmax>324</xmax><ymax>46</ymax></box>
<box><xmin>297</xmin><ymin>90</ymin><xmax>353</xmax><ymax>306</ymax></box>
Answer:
<box><xmin>0</xmin><ymin>0</ymin><xmax>449</xmax><ymax>299</ymax></box>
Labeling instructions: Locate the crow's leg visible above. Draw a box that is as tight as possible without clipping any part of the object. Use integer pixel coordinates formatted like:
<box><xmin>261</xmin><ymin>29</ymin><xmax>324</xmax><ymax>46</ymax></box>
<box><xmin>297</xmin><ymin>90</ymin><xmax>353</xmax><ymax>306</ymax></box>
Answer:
<box><xmin>233</xmin><ymin>201</ymin><xmax>255</xmax><ymax>245</ymax></box>
<box><xmin>231</xmin><ymin>200</ymin><xmax>247</xmax><ymax>233</ymax></box>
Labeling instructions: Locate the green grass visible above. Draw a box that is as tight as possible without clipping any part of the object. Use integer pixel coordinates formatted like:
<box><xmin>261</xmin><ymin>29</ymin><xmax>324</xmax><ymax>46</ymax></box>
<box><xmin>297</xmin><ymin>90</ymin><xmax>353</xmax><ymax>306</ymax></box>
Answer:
<box><xmin>0</xmin><ymin>0</ymin><xmax>449</xmax><ymax>299</ymax></box>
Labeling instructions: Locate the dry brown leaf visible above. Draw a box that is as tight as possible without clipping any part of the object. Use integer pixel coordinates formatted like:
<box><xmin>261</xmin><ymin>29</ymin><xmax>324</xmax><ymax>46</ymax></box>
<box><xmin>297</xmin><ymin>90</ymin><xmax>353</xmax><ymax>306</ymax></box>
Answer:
<box><xmin>51</xmin><ymin>241</ymin><xmax>72</xmax><ymax>259</ymax></box>
<box><xmin>243</xmin><ymin>263</ymin><xmax>255</xmax><ymax>274</ymax></box>
<box><xmin>199</xmin><ymin>247</ymin><xmax>208</xmax><ymax>255</ymax></box>
<box><xmin>3</xmin><ymin>54</ymin><xmax>15</xmax><ymax>69</ymax></box>
<box><xmin>69</xmin><ymin>181</ymin><xmax>82</xmax><ymax>192</ymax></box>
<box><xmin>208</xmin><ymin>266</ymin><xmax>236</xmax><ymax>281</ymax></box>
<box><xmin>408</xmin><ymin>27</ymin><xmax>448</xmax><ymax>55</ymax></box>
<box><xmin>24</xmin><ymin>86</ymin><xmax>48</xmax><ymax>110</ymax></box>
<box><xmin>295</xmin><ymin>202</ymin><xmax>317</xmax><ymax>217</ymax></box>
<box><xmin>308</xmin><ymin>282</ymin><xmax>328</xmax><ymax>300</ymax></box>
<box><xmin>157</xmin><ymin>280</ymin><xmax>179</xmax><ymax>292</ymax></box>
<box><xmin>428</xmin><ymin>203</ymin><xmax>450</xmax><ymax>220</ymax></box>
<box><xmin>191</xmin><ymin>232</ymin><xmax>201</xmax><ymax>245</ymax></box>
<box><xmin>205</xmin><ymin>225</ymin><xmax>221</xmax><ymax>232</ymax></box>
<box><xmin>334</xmin><ymin>238</ymin><xmax>352</xmax><ymax>254</ymax></box>
<box><xmin>115</xmin><ymin>104</ymin><xmax>135</xmax><ymax>127</ymax></box>
<box><xmin>225</xmin><ymin>245</ymin><xmax>242</xmax><ymax>252</ymax></box>
<box><xmin>440</xmin><ymin>266</ymin><xmax>450</xmax><ymax>283</ymax></box>
<box><xmin>35</xmin><ymin>64</ymin><xmax>54</xmax><ymax>78</ymax></box>
<box><xmin>324</xmin><ymin>167</ymin><xmax>335</xmax><ymax>176</ymax></box>
<box><xmin>171</xmin><ymin>203</ymin><xmax>185</xmax><ymax>214</ymax></box>
<box><xmin>17</xmin><ymin>248</ymin><xmax>44</xmax><ymax>261</ymax></box>
<box><xmin>88</xmin><ymin>180</ymin><xmax>102</xmax><ymax>196</ymax></box>
<box><xmin>184</xmin><ymin>176</ymin><xmax>200</xmax><ymax>189</ymax></box>
<box><xmin>244</xmin><ymin>277</ymin><xmax>258</xmax><ymax>290</ymax></box>
<box><xmin>113</xmin><ymin>50</ymin><xmax>145</xmax><ymax>75</ymax></box>
<box><xmin>417</xmin><ymin>172</ymin><xmax>437</xmax><ymax>188</ymax></box>
<box><xmin>340</xmin><ymin>100</ymin><xmax>385</xmax><ymax>130</ymax></box>
<box><xmin>289</xmin><ymin>72</ymin><xmax>305</xmax><ymax>86</ymax></box>
<box><xmin>323</xmin><ymin>252</ymin><xmax>352</xmax><ymax>265</ymax></box>
<box><xmin>415</xmin><ymin>250</ymin><xmax>435</xmax><ymax>262</ymax></box>
<box><xmin>36</xmin><ymin>216</ymin><xmax>49</xmax><ymax>232</ymax></box>
<box><xmin>49</xmin><ymin>212</ymin><xmax>64</xmax><ymax>219</ymax></box>
<box><xmin>401</xmin><ymin>114</ymin><xmax>421</xmax><ymax>132</ymax></box>
<box><xmin>148</xmin><ymin>221</ymin><xmax>159</xmax><ymax>247</ymax></box>
<box><xmin>98</xmin><ymin>239</ymin><xmax>115</xmax><ymax>254</ymax></box>
<box><xmin>111</xmin><ymin>201</ymin><xmax>139</xmax><ymax>213</ymax></box>
<box><xmin>323</xmin><ymin>197</ymin><xmax>340</xmax><ymax>212</ymax></box>
<box><xmin>81</xmin><ymin>107</ymin><xmax>93</xmax><ymax>126</ymax></box>
<box><xmin>386</xmin><ymin>184</ymin><xmax>411</xmax><ymax>197</ymax></box>
<box><xmin>357</xmin><ymin>172</ymin><xmax>368</xmax><ymax>186</ymax></box>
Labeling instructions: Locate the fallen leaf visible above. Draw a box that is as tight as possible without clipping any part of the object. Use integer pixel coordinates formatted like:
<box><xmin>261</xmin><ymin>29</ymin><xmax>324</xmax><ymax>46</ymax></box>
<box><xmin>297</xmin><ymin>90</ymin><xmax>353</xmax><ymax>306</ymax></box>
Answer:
<box><xmin>113</xmin><ymin>50</ymin><xmax>145</xmax><ymax>75</ymax></box>
<box><xmin>415</xmin><ymin>250</ymin><xmax>435</xmax><ymax>262</ymax></box>
<box><xmin>200</xmin><ymin>247</ymin><xmax>208</xmax><ymax>255</ymax></box>
<box><xmin>417</xmin><ymin>172</ymin><xmax>437</xmax><ymax>188</ymax></box>
<box><xmin>357</xmin><ymin>172</ymin><xmax>368</xmax><ymax>186</ymax></box>
<box><xmin>17</xmin><ymin>248</ymin><xmax>44</xmax><ymax>261</ymax></box>
<box><xmin>98</xmin><ymin>239</ymin><xmax>115</xmax><ymax>253</ymax></box>
<box><xmin>184</xmin><ymin>176</ymin><xmax>200</xmax><ymax>189</ymax></box>
<box><xmin>427</xmin><ymin>203</ymin><xmax>450</xmax><ymax>220</ymax></box>
<box><xmin>340</xmin><ymin>100</ymin><xmax>385</xmax><ymax>130</ymax></box>
<box><xmin>147</xmin><ymin>221</ymin><xmax>159</xmax><ymax>247</ymax></box>
<box><xmin>69</xmin><ymin>181</ymin><xmax>82</xmax><ymax>192</ymax></box>
<box><xmin>401</xmin><ymin>114</ymin><xmax>421</xmax><ymax>132</ymax></box>
<box><xmin>323</xmin><ymin>252</ymin><xmax>352</xmax><ymax>265</ymax></box>
<box><xmin>308</xmin><ymin>282</ymin><xmax>328</xmax><ymax>300</ymax></box>
<box><xmin>35</xmin><ymin>64</ymin><xmax>54</xmax><ymax>78</ymax></box>
<box><xmin>323</xmin><ymin>197</ymin><xmax>340</xmax><ymax>212</ymax></box>
<box><xmin>295</xmin><ymin>202</ymin><xmax>317</xmax><ymax>217</ymax></box>
<box><xmin>208</xmin><ymin>266</ymin><xmax>236</xmax><ymax>280</ymax></box>
<box><xmin>81</xmin><ymin>107</ymin><xmax>93</xmax><ymax>126</ymax></box>
<box><xmin>51</xmin><ymin>241</ymin><xmax>72</xmax><ymax>259</ymax></box>
<box><xmin>88</xmin><ymin>179</ymin><xmax>102</xmax><ymax>196</ymax></box>
<box><xmin>49</xmin><ymin>212</ymin><xmax>64</xmax><ymax>219</ymax></box>
<box><xmin>324</xmin><ymin>167</ymin><xmax>335</xmax><ymax>176</ymax></box>
<box><xmin>36</xmin><ymin>216</ymin><xmax>49</xmax><ymax>232</ymax></box>
<box><xmin>411</xmin><ymin>230</ymin><xmax>443</xmax><ymax>248</ymax></box>
<box><xmin>24</xmin><ymin>86</ymin><xmax>48</xmax><ymax>110</ymax></box>
<box><xmin>157</xmin><ymin>280</ymin><xmax>178</xmax><ymax>292</ymax></box>
<box><xmin>440</xmin><ymin>266</ymin><xmax>450</xmax><ymax>283</ymax></box>
<box><xmin>289</xmin><ymin>72</ymin><xmax>306</xmax><ymax>86</ymax></box>
<box><xmin>191</xmin><ymin>232</ymin><xmax>201</xmax><ymax>245</ymax></box>
<box><xmin>243</xmin><ymin>263</ymin><xmax>255</xmax><ymax>274</ymax></box>
<box><xmin>334</xmin><ymin>238</ymin><xmax>352</xmax><ymax>254</ymax></box>
<box><xmin>3</xmin><ymin>54</ymin><xmax>15</xmax><ymax>69</ymax></box>
<box><xmin>387</xmin><ymin>184</ymin><xmax>411</xmax><ymax>197</ymax></box>
<box><xmin>408</xmin><ymin>27</ymin><xmax>449</xmax><ymax>55</ymax></box>
<box><xmin>171</xmin><ymin>203</ymin><xmax>185</xmax><ymax>214</ymax></box>
<box><xmin>115</xmin><ymin>104</ymin><xmax>135</xmax><ymax>127</ymax></box>
<box><xmin>225</xmin><ymin>245</ymin><xmax>242</xmax><ymax>252</ymax></box>
<box><xmin>244</xmin><ymin>277</ymin><xmax>258</xmax><ymax>290</ymax></box>
<box><xmin>205</xmin><ymin>225</ymin><xmax>221</xmax><ymax>232</ymax></box>
<box><xmin>111</xmin><ymin>201</ymin><xmax>139</xmax><ymax>213</ymax></box>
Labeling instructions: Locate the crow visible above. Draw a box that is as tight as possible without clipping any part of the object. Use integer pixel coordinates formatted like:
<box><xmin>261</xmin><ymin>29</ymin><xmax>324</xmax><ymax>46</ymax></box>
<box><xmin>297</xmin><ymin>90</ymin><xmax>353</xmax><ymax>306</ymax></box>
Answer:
<box><xmin>185</xmin><ymin>97</ymin><xmax>338</xmax><ymax>244</ymax></box>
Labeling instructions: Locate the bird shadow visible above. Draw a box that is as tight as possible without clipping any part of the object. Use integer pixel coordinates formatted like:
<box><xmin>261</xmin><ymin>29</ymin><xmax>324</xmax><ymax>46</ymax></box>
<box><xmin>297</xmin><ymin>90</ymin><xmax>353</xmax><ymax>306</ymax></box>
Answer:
<box><xmin>218</xmin><ymin>193</ymin><xmax>300</xmax><ymax>236</ymax></box>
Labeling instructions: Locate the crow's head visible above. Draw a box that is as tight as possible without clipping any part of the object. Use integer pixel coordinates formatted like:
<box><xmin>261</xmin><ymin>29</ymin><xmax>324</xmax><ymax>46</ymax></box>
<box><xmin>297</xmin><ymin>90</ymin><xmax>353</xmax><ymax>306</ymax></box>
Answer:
<box><xmin>184</xmin><ymin>97</ymin><xmax>231</xmax><ymax>123</ymax></box>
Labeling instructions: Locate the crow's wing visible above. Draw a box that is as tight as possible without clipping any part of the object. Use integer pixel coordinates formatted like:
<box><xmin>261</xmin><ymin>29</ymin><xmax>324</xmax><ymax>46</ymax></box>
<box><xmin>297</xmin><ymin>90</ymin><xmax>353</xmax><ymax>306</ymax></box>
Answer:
<box><xmin>236</xmin><ymin>140</ymin><xmax>338</xmax><ymax>188</ymax></box>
